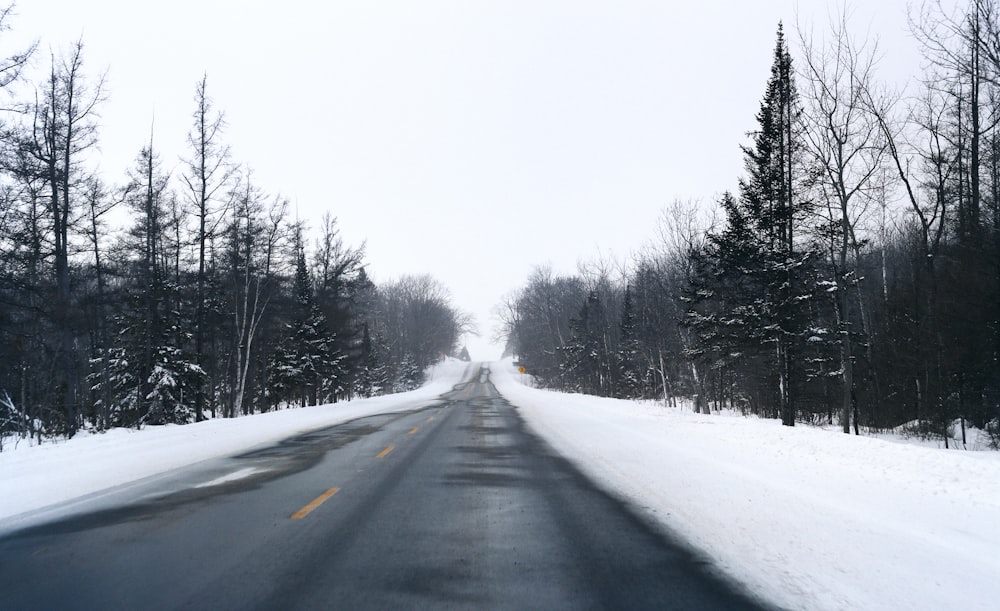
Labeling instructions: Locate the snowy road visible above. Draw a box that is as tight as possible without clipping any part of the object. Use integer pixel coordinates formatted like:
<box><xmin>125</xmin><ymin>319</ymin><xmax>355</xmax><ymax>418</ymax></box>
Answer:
<box><xmin>0</xmin><ymin>366</ymin><xmax>763</xmax><ymax>609</ymax></box>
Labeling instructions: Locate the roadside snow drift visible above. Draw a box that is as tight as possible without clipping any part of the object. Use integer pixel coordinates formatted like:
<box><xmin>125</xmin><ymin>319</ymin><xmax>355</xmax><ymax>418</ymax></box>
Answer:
<box><xmin>3</xmin><ymin>357</ymin><xmax>998</xmax><ymax>610</ymax></box>
<box><xmin>0</xmin><ymin>359</ymin><xmax>472</xmax><ymax>524</ymax></box>
<box><xmin>492</xmin><ymin>362</ymin><xmax>1000</xmax><ymax>611</ymax></box>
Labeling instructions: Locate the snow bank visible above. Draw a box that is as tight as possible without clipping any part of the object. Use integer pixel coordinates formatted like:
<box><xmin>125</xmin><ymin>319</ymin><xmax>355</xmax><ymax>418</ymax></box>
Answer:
<box><xmin>493</xmin><ymin>361</ymin><xmax>1000</xmax><ymax>611</ymax></box>
<box><xmin>5</xmin><ymin>357</ymin><xmax>997</xmax><ymax>609</ymax></box>
<box><xmin>0</xmin><ymin>359</ymin><xmax>472</xmax><ymax>524</ymax></box>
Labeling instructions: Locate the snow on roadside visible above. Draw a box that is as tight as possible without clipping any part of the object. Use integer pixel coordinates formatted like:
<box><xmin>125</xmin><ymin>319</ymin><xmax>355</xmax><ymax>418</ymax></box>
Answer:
<box><xmin>0</xmin><ymin>359</ymin><xmax>472</xmax><ymax>524</ymax></box>
<box><xmin>492</xmin><ymin>361</ymin><xmax>1000</xmax><ymax>611</ymax></box>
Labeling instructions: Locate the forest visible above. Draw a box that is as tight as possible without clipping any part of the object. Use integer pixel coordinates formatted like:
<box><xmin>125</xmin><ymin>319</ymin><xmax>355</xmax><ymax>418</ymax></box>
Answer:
<box><xmin>500</xmin><ymin>2</ymin><xmax>1000</xmax><ymax>447</ymax></box>
<box><xmin>0</xmin><ymin>8</ymin><xmax>470</xmax><ymax>447</ymax></box>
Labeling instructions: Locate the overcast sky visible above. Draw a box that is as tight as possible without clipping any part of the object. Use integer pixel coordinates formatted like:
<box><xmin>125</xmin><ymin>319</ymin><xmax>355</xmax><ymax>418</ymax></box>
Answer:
<box><xmin>8</xmin><ymin>1</ymin><xmax>929</xmax><ymax>360</ymax></box>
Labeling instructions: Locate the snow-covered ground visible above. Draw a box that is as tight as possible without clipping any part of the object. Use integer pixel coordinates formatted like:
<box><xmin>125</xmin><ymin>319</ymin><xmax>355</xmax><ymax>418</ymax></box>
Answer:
<box><xmin>3</xmin><ymin>357</ymin><xmax>998</xmax><ymax>609</ymax></box>
<box><xmin>492</xmin><ymin>362</ymin><xmax>1000</xmax><ymax>611</ymax></box>
<box><xmin>0</xmin><ymin>359</ymin><xmax>473</xmax><ymax>525</ymax></box>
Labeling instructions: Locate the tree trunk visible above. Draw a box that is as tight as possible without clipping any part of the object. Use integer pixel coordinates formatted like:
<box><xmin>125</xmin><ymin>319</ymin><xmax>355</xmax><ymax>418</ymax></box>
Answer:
<box><xmin>840</xmin><ymin>192</ymin><xmax>853</xmax><ymax>434</ymax></box>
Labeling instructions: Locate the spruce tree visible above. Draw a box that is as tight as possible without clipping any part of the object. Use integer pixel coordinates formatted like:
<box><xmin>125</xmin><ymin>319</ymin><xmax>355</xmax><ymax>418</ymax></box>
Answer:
<box><xmin>740</xmin><ymin>22</ymin><xmax>807</xmax><ymax>426</ymax></box>
<box><xmin>393</xmin><ymin>353</ymin><xmax>422</xmax><ymax>392</ymax></box>
<box><xmin>354</xmin><ymin>322</ymin><xmax>388</xmax><ymax>397</ymax></box>
<box><xmin>270</xmin><ymin>231</ymin><xmax>343</xmax><ymax>407</ymax></box>
<box><xmin>617</xmin><ymin>286</ymin><xmax>642</xmax><ymax>399</ymax></box>
<box><xmin>561</xmin><ymin>291</ymin><xmax>606</xmax><ymax>395</ymax></box>
<box><xmin>685</xmin><ymin>24</ymin><xmax>819</xmax><ymax>424</ymax></box>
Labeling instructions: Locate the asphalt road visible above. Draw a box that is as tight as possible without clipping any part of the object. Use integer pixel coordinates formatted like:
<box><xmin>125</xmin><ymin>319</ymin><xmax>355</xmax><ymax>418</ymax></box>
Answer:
<box><xmin>0</xmin><ymin>366</ymin><xmax>766</xmax><ymax>610</ymax></box>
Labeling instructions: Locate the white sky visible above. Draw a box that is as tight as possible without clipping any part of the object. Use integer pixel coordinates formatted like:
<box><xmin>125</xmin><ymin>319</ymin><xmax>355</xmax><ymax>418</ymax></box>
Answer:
<box><xmin>7</xmin><ymin>0</ymin><xmax>928</xmax><ymax>360</ymax></box>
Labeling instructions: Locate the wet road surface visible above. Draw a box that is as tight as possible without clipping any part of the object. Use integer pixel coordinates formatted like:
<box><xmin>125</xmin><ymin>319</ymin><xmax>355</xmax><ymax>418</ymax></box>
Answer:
<box><xmin>0</xmin><ymin>366</ymin><xmax>766</xmax><ymax>609</ymax></box>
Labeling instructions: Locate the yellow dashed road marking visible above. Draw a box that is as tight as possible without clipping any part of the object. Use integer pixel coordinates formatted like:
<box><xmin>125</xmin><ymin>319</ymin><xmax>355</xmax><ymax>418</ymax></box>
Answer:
<box><xmin>291</xmin><ymin>487</ymin><xmax>340</xmax><ymax>520</ymax></box>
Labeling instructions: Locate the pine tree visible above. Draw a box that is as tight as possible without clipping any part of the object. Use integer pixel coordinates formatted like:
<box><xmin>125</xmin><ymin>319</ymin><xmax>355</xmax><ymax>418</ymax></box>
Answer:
<box><xmin>312</xmin><ymin>213</ymin><xmax>366</xmax><ymax>395</ymax></box>
<box><xmin>740</xmin><ymin>23</ymin><xmax>800</xmax><ymax>255</ymax></box>
<box><xmin>143</xmin><ymin>318</ymin><xmax>204</xmax><ymax>425</ymax></box>
<box><xmin>89</xmin><ymin>294</ymin><xmax>203</xmax><ymax>427</ymax></box>
<box><xmin>365</xmin><ymin>327</ymin><xmax>392</xmax><ymax>396</ymax></box>
<box><xmin>684</xmin><ymin>192</ymin><xmax>768</xmax><ymax>413</ymax></box>
<box><xmin>89</xmin><ymin>139</ymin><xmax>205</xmax><ymax>427</ymax></box>
<box><xmin>617</xmin><ymin>286</ymin><xmax>642</xmax><ymax>399</ymax></box>
<box><xmin>353</xmin><ymin>323</ymin><xmax>385</xmax><ymax>397</ymax></box>
<box><xmin>269</xmin><ymin>232</ymin><xmax>344</xmax><ymax>407</ymax></box>
<box><xmin>561</xmin><ymin>291</ymin><xmax>607</xmax><ymax>395</ymax></box>
<box><xmin>740</xmin><ymin>22</ymin><xmax>808</xmax><ymax>426</ymax></box>
<box><xmin>685</xmin><ymin>25</ymin><xmax>822</xmax><ymax>423</ymax></box>
<box><xmin>393</xmin><ymin>353</ymin><xmax>422</xmax><ymax>392</ymax></box>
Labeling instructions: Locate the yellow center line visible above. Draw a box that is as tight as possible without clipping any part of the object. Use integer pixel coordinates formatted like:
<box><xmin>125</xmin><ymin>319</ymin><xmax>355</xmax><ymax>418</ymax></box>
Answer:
<box><xmin>408</xmin><ymin>427</ymin><xmax>419</xmax><ymax>435</ymax></box>
<box><xmin>426</xmin><ymin>416</ymin><xmax>434</xmax><ymax>422</ymax></box>
<box><xmin>436</xmin><ymin>409</ymin><xmax>442</xmax><ymax>415</ymax></box>
<box><xmin>291</xmin><ymin>487</ymin><xmax>340</xmax><ymax>520</ymax></box>
<box><xmin>376</xmin><ymin>445</ymin><xmax>395</xmax><ymax>459</ymax></box>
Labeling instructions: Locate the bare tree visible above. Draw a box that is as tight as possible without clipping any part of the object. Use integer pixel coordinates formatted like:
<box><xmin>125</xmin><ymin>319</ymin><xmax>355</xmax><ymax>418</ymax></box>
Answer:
<box><xmin>911</xmin><ymin>0</ymin><xmax>1000</xmax><ymax>436</ymax></box>
<box><xmin>0</xmin><ymin>3</ymin><xmax>35</xmax><ymax>106</ymax></box>
<box><xmin>863</xmin><ymin>68</ymin><xmax>960</xmax><ymax>422</ymax></box>
<box><xmin>499</xmin><ymin>265</ymin><xmax>585</xmax><ymax>386</ymax></box>
<box><xmin>911</xmin><ymin>0</ymin><xmax>998</xmax><ymax>244</ymax></box>
<box><xmin>226</xmin><ymin>172</ymin><xmax>286</xmax><ymax>416</ymax></box>
<box><xmin>654</xmin><ymin>199</ymin><xmax>712</xmax><ymax>412</ymax></box>
<box><xmin>377</xmin><ymin>274</ymin><xmax>471</xmax><ymax>376</ymax></box>
<box><xmin>313</xmin><ymin>212</ymin><xmax>365</xmax><ymax>294</ymax></box>
<box><xmin>80</xmin><ymin>176</ymin><xmax>127</xmax><ymax>429</ymax></box>
<box><xmin>798</xmin><ymin>11</ymin><xmax>888</xmax><ymax>433</ymax></box>
<box><xmin>181</xmin><ymin>74</ymin><xmax>233</xmax><ymax>421</ymax></box>
<box><xmin>24</xmin><ymin>38</ymin><xmax>105</xmax><ymax>434</ymax></box>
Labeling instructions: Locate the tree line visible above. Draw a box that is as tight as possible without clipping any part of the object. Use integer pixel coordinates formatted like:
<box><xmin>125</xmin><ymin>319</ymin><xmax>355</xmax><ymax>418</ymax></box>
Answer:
<box><xmin>500</xmin><ymin>2</ymin><xmax>1000</xmax><ymax>447</ymax></box>
<box><xmin>0</xmin><ymin>13</ymin><xmax>470</xmax><ymax>448</ymax></box>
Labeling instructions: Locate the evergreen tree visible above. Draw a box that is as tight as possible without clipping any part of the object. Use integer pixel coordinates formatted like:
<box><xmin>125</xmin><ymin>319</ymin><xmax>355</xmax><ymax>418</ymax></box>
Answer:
<box><xmin>741</xmin><ymin>22</ymin><xmax>811</xmax><ymax>426</ymax></box>
<box><xmin>354</xmin><ymin>323</ymin><xmax>389</xmax><ymax>397</ymax></box>
<box><xmin>89</xmin><ymin>294</ymin><xmax>203</xmax><ymax>427</ymax></box>
<box><xmin>561</xmin><ymin>291</ymin><xmax>607</xmax><ymax>395</ymax></box>
<box><xmin>269</xmin><ymin>231</ymin><xmax>343</xmax><ymax>407</ymax></box>
<box><xmin>89</xmin><ymin>142</ymin><xmax>204</xmax><ymax>427</ymax></box>
<box><xmin>684</xmin><ymin>192</ymin><xmax>768</xmax><ymax>413</ymax></box>
<box><xmin>393</xmin><ymin>352</ymin><xmax>422</xmax><ymax>393</ymax></box>
<box><xmin>617</xmin><ymin>286</ymin><xmax>642</xmax><ymax>399</ymax></box>
<box><xmin>313</xmin><ymin>213</ymin><xmax>366</xmax><ymax>397</ymax></box>
<box><xmin>685</xmin><ymin>25</ymin><xmax>822</xmax><ymax>425</ymax></box>
<box><xmin>740</xmin><ymin>22</ymin><xmax>800</xmax><ymax>255</ymax></box>
<box><xmin>143</xmin><ymin>317</ymin><xmax>204</xmax><ymax>425</ymax></box>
